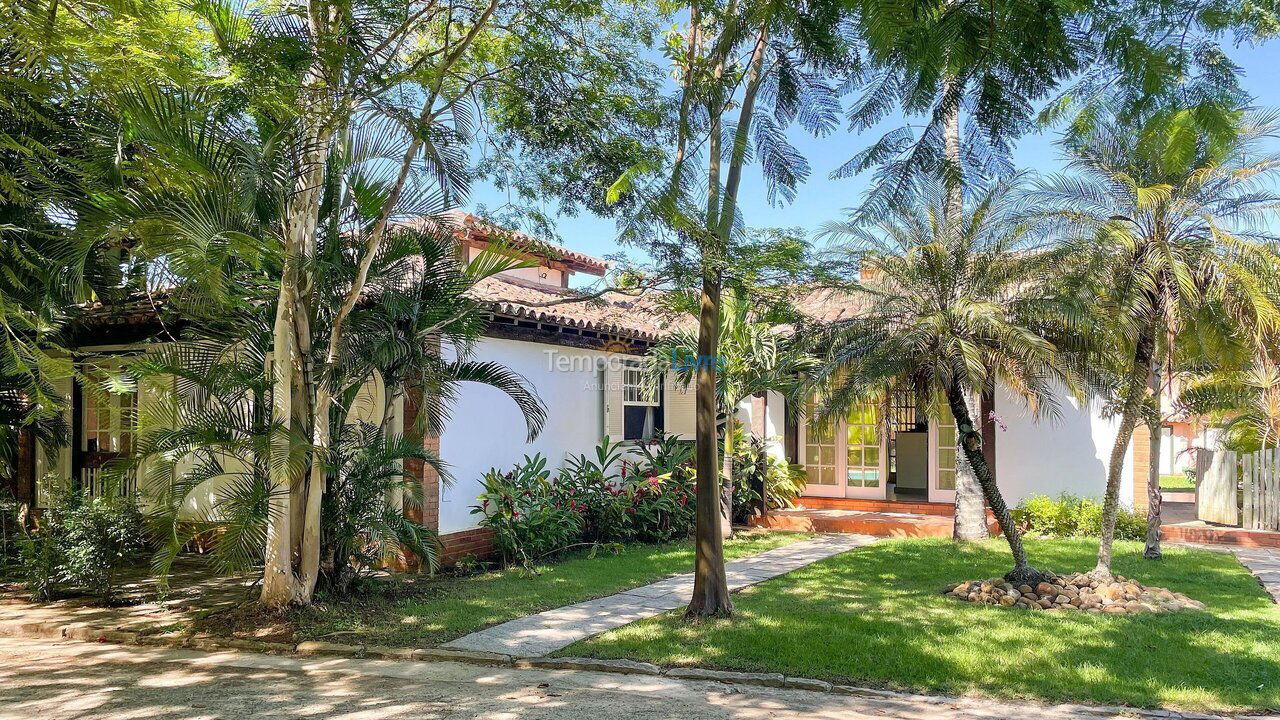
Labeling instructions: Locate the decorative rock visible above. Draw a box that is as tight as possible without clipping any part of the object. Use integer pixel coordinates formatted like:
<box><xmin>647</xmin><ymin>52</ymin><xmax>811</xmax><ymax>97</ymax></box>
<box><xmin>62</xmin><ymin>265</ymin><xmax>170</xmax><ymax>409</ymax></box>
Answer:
<box><xmin>944</xmin><ymin>573</ymin><xmax>1207</xmax><ymax>615</ymax></box>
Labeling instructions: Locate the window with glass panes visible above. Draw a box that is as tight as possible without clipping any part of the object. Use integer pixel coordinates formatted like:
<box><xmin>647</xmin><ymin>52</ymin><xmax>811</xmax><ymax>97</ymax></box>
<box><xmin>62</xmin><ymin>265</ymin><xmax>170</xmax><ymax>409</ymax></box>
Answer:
<box><xmin>845</xmin><ymin>404</ymin><xmax>880</xmax><ymax>487</ymax></box>
<box><xmin>936</xmin><ymin>405</ymin><xmax>958</xmax><ymax>490</ymax></box>
<box><xmin>803</xmin><ymin>400</ymin><xmax>838</xmax><ymax>486</ymax></box>
<box><xmin>83</xmin><ymin>386</ymin><xmax>137</xmax><ymax>454</ymax></box>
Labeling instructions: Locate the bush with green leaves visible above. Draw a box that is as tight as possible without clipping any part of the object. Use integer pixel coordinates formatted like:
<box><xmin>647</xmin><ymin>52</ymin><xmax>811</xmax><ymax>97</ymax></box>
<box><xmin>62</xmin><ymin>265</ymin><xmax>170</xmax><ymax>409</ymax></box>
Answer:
<box><xmin>471</xmin><ymin>433</ymin><xmax>698</xmax><ymax>566</ymax></box>
<box><xmin>730</xmin><ymin>435</ymin><xmax>806</xmax><ymax>523</ymax></box>
<box><xmin>319</xmin><ymin>424</ymin><xmax>438</xmax><ymax>595</ymax></box>
<box><xmin>19</xmin><ymin>487</ymin><xmax>147</xmax><ymax>602</ymax></box>
<box><xmin>555</xmin><ymin>437</ymin><xmax>630</xmax><ymax>542</ymax></box>
<box><xmin>1012</xmin><ymin>493</ymin><xmax>1146</xmax><ymax>541</ymax></box>
<box><xmin>473</xmin><ymin>454</ymin><xmax>583</xmax><ymax>567</ymax></box>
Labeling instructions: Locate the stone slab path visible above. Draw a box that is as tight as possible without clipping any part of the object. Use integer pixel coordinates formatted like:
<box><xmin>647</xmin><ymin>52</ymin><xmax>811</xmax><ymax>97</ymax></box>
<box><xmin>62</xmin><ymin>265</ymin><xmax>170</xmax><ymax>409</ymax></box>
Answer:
<box><xmin>444</xmin><ymin>533</ymin><xmax>877</xmax><ymax>657</ymax></box>
<box><xmin>1230</xmin><ymin>547</ymin><xmax>1280</xmax><ymax>603</ymax></box>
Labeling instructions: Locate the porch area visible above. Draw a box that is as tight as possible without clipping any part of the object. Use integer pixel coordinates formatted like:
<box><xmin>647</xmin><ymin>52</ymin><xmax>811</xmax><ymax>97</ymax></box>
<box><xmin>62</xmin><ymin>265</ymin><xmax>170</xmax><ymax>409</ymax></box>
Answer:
<box><xmin>750</xmin><ymin>497</ymin><xmax>998</xmax><ymax>538</ymax></box>
<box><xmin>752</xmin><ymin>497</ymin><xmax>1280</xmax><ymax>548</ymax></box>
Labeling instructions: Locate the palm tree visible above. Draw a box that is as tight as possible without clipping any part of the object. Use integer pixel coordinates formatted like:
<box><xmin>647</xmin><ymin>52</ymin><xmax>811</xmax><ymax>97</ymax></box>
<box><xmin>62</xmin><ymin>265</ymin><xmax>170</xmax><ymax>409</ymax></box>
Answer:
<box><xmin>1033</xmin><ymin>109</ymin><xmax>1280</xmax><ymax>573</ymax></box>
<box><xmin>808</xmin><ymin>179</ymin><xmax>1083</xmax><ymax>585</ymax></box>
<box><xmin>110</xmin><ymin>89</ymin><xmax>547</xmax><ymax>593</ymax></box>
<box><xmin>650</xmin><ymin>287</ymin><xmax>816</xmax><ymax>534</ymax></box>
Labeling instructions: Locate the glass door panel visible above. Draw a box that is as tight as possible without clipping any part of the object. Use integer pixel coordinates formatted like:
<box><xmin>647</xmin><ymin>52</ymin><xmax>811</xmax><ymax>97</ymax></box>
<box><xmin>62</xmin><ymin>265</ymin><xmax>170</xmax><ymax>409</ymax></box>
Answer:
<box><xmin>930</xmin><ymin>402</ymin><xmax>959</xmax><ymax>503</ymax></box>
<box><xmin>844</xmin><ymin>403</ymin><xmax>884</xmax><ymax>498</ymax></box>
<box><xmin>802</xmin><ymin>400</ymin><xmax>841</xmax><ymax>496</ymax></box>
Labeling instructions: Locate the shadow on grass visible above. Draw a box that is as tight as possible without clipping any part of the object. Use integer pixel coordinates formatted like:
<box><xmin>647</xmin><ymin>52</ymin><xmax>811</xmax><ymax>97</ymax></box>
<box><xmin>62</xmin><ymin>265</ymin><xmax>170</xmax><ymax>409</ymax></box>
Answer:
<box><xmin>567</xmin><ymin>538</ymin><xmax>1280</xmax><ymax>713</ymax></box>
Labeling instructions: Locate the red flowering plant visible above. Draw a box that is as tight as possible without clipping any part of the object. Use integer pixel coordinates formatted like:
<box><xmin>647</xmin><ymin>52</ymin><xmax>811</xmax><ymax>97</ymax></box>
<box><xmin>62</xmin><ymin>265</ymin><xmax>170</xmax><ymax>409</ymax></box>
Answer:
<box><xmin>552</xmin><ymin>436</ymin><xmax>629</xmax><ymax>541</ymax></box>
<box><xmin>619</xmin><ymin>432</ymin><xmax>696</xmax><ymax>542</ymax></box>
<box><xmin>472</xmin><ymin>453</ymin><xmax>581</xmax><ymax>568</ymax></box>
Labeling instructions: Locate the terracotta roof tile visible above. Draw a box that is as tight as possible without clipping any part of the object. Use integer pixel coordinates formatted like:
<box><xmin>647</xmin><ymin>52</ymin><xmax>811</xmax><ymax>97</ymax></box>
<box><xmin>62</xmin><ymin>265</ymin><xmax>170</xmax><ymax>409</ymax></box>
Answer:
<box><xmin>467</xmin><ymin>275</ymin><xmax>678</xmax><ymax>342</ymax></box>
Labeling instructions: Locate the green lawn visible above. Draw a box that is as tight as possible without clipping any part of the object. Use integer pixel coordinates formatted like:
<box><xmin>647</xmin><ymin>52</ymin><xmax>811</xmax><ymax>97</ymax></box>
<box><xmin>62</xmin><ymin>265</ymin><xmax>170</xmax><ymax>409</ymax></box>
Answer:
<box><xmin>294</xmin><ymin>530</ymin><xmax>810</xmax><ymax>647</ymax></box>
<box><xmin>566</xmin><ymin>538</ymin><xmax>1280</xmax><ymax>713</ymax></box>
<box><xmin>1160</xmin><ymin>473</ymin><xmax>1196</xmax><ymax>490</ymax></box>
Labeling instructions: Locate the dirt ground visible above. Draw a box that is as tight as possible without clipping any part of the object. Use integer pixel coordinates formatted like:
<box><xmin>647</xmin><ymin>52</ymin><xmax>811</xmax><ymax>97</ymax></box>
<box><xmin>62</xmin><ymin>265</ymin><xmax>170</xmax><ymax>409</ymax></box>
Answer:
<box><xmin>0</xmin><ymin>636</ymin><xmax>1231</xmax><ymax>720</ymax></box>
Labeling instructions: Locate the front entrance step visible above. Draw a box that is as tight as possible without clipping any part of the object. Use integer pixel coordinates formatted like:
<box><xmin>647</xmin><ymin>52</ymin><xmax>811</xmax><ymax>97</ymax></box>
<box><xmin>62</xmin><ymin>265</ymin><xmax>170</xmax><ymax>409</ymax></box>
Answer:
<box><xmin>795</xmin><ymin>496</ymin><xmax>957</xmax><ymax>517</ymax></box>
<box><xmin>1161</xmin><ymin>524</ymin><xmax>1280</xmax><ymax>549</ymax></box>
<box><xmin>753</xmin><ymin>508</ymin><xmax>960</xmax><ymax>538</ymax></box>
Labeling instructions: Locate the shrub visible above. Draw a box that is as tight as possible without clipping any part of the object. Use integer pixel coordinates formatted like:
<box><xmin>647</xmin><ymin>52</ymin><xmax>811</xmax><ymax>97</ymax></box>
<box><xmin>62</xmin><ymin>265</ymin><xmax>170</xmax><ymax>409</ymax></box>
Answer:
<box><xmin>470</xmin><ymin>434</ymin><xmax>700</xmax><ymax>566</ymax></box>
<box><xmin>1012</xmin><ymin>493</ymin><xmax>1146</xmax><ymax>541</ymax></box>
<box><xmin>731</xmin><ymin>435</ymin><xmax>806</xmax><ymax>523</ymax></box>
<box><xmin>319</xmin><ymin>425</ymin><xmax>438</xmax><ymax>595</ymax></box>
<box><xmin>473</xmin><ymin>454</ymin><xmax>582</xmax><ymax>567</ymax></box>
<box><xmin>618</xmin><ymin>463</ymin><xmax>696</xmax><ymax>543</ymax></box>
<box><xmin>19</xmin><ymin>487</ymin><xmax>147</xmax><ymax>602</ymax></box>
<box><xmin>556</xmin><ymin>437</ymin><xmax>629</xmax><ymax>542</ymax></box>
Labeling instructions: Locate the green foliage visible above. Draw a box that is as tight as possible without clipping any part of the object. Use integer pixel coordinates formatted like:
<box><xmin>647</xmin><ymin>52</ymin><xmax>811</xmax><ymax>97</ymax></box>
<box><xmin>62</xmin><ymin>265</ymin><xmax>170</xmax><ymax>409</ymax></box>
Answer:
<box><xmin>730</xmin><ymin>434</ymin><xmax>806</xmax><ymax>523</ymax></box>
<box><xmin>18</xmin><ymin>487</ymin><xmax>147</xmax><ymax>603</ymax></box>
<box><xmin>319</xmin><ymin>424</ymin><xmax>439</xmax><ymax>595</ymax></box>
<box><xmin>472</xmin><ymin>433</ymin><xmax>698</xmax><ymax>567</ymax></box>
<box><xmin>473</xmin><ymin>454</ymin><xmax>583</xmax><ymax>568</ymax></box>
<box><xmin>1013</xmin><ymin>494</ymin><xmax>1146</xmax><ymax>541</ymax></box>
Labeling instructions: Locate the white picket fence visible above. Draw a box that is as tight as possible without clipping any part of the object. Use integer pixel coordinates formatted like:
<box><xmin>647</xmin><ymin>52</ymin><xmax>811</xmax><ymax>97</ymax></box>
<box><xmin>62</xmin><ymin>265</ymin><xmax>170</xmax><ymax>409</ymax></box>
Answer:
<box><xmin>1242</xmin><ymin>447</ymin><xmax>1280</xmax><ymax>531</ymax></box>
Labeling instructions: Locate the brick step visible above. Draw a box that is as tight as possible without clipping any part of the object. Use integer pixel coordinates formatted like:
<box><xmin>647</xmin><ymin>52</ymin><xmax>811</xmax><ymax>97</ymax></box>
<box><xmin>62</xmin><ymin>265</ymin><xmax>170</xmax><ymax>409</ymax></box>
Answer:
<box><xmin>795</xmin><ymin>496</ymin><xmax>957</xmax><ymax>517</ymax></box>
<box><xmin>1161</xmin><ymin>524</ymin><xmax>1280</xmax><ymax>549</ymax></box>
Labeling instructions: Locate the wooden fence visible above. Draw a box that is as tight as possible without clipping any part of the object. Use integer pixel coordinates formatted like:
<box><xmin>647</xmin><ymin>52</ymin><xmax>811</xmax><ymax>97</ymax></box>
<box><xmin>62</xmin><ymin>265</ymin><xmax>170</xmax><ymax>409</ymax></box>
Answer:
<box><xmin>1242</xmin><ymin>447</ymin><xmax>1280</xmax><ymax>531</ymax></box>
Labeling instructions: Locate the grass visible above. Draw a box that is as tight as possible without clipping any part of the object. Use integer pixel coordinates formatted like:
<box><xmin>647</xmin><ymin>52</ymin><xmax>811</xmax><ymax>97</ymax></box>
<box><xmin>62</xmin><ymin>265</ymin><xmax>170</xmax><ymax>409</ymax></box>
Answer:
<box><xmin>292</xmin><ymin>530</ymin><xmax>811</xmax><ymax>647</ymax></box>
<box><xmin>1160</xmin><ymin>473</ymin><xmax>1196</xmax><ymax>491</ymax></box>
<box><xmin>565</xmin><ymin>537</ymin><xmax>1280</xmax><ymax>713</ymax></box>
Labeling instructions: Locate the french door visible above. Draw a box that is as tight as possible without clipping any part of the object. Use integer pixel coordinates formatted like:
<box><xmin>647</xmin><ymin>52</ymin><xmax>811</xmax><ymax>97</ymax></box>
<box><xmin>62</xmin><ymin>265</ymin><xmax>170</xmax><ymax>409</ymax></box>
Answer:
<box><xmin>801</xmin><ymin>401</ymin><xmax>886</xmax><ymax>499</ymax></box>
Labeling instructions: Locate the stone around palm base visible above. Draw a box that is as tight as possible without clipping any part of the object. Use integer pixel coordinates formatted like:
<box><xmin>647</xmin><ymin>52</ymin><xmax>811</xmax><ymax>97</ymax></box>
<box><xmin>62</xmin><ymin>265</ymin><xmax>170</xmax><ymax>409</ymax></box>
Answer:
<box><xmin>946</xmin><ymin>571</ymin><xmax>1206</xmax><ymax>614</ymax></box>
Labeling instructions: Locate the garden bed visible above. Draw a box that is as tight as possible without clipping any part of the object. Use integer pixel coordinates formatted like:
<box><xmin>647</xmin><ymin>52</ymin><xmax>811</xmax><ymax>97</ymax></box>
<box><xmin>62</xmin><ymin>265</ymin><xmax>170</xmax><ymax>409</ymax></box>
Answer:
<box><xmin>565</xmin><ymin>538</ymin><xmax>1280</xmax><ymax>713</ymax></box>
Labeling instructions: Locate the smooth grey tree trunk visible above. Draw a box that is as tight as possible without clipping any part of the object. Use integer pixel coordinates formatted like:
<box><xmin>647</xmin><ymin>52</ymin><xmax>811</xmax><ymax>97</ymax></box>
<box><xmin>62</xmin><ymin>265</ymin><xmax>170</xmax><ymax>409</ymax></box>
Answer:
<box><xmin>1144</xmin><ymin>362</ymin><xmax>1163</xmax><ymax>560</ymax></box>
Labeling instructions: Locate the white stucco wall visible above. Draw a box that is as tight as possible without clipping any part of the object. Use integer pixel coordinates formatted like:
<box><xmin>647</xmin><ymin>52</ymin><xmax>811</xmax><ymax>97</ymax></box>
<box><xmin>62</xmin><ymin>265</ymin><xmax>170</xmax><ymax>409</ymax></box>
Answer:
<box><xmin>763</xmin><ymin>391</ymin><xmax>787</xmax><ymax>463</ymax></box>
<box><xmin>436</xmin><ymin>337</ymin><xmax>611</xmax><ymax>534</ymax></box>
<box><xmin>993</xmin><ymin>385</ymin><xmax>1135</xmax><ymax>507</ymax></box>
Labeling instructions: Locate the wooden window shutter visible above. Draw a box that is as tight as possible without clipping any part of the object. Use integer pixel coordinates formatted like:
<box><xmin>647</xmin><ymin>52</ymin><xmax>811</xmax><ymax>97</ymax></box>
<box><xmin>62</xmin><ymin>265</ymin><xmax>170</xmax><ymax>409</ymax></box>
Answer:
<box><xmin>602</xmin><ymin>364</ymin><xmax>625</xmax><ymax>442</ymax></box>
<box><xmin>663</xmin><ymin>374</ymin><xmax>696</xmax><ymax>439</ymax></box>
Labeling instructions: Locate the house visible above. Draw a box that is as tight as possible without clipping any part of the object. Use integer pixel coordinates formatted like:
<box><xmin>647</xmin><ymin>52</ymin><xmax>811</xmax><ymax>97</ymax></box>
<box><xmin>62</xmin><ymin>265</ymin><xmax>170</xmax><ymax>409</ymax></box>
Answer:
<box><xmin>5</xmin><ymin>214</ymin><xmax>1166</xmax><ymax>561</ymax></box>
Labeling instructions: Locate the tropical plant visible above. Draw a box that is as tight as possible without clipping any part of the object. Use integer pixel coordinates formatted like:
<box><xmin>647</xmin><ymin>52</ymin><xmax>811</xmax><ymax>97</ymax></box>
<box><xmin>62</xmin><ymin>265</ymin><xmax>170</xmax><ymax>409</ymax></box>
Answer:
<box><xmin>556</xmin><ymin>436</ymin><xmax>628</xmax><ymax>542</ymax></box>
<box><xmin>1032</xmin><ymin>108</ymin><xmax>1280</xmax><ymax>572</ymax></box>
<box><xmin>473</xmin><ymin>454</ymin><xmax>583</xmax><ymax>567</ymax></box>
<box><xmin>651</xmin><ymin>286</ymin><xmax>816</xmax><ymax>534</ymax></box>
<box><xmin>319</xmin><ymin>423</ymin><xmax>438</xmax><ymax>594</ymax></box>
<box><xmin>730</xmin><ymin>433</ymin><xmax>804</xmax><ymax>523</ymax></box>
<box><xmin>1013</xmin><ymin>494</ymin><xmax>1147</xmax><ymax>541</ymax></box>
<box><xmin>1179</xmin><ymin>352</ymin><xmax>1280</xmax><ymax>453</ymax></box>
<box><xmin>805</xmin><ymin>179</ymin><xmax>1085</xmax><ymax>585</ymax></box>
<box><xmin>17</xmin><ymin>485</ymin><xmax>147</xmax><ymax>603</ymax></box>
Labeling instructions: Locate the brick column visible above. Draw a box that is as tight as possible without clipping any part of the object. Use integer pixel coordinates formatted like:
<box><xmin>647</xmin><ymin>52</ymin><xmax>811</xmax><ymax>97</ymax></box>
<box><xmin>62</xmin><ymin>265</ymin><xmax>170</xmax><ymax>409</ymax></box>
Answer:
<box><xmin>1132</xmin><ymin>424</ymin><xmax>1151</xmax><ymax>510</ymax></box>
<box><xmin>401</xmin><ymin>383</ymin><xmax>441</xmax><ymax>532</ymax></box>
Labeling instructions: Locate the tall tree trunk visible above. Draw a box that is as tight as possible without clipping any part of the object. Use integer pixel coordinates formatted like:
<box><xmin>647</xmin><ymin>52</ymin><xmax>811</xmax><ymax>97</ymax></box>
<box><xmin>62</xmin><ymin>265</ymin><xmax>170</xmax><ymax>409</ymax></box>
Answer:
<box><xmin>687</xmin><ymin>269</ymin><xmax>733</xmax><ymax>619</ymax></box>
<box><xmin>939</xmin><ymin>75</ymin><xmax>985</xmax><ymax>542</ymax></box>
<box><xmin>262</xmin><ymin>277</ymin><xmax>301</xmax><ymax>606</ymax></box>
<box><xmin>1095</xmin><ymin>338</ymin><xmax>1151</xmax><ymax>579</ymax></box>
<box><xmin>1144</xmin><ymin>359</ymin><xmax>1163</xmax><ymax>560</ymax></box>
<box><xmin>721</xmin><ymin>405</ymin><xmax>735</xmax><ymax>538</ymax></box>
<box><xmin>945</xmin><ymin>385</ymin><xmax>1045</xmax><ymax>585</ymax></box>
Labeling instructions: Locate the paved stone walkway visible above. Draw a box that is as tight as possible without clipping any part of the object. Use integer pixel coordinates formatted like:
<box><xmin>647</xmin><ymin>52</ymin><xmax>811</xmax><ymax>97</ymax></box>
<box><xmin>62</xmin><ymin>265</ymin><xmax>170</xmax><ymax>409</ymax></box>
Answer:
<box><xmin>444</xmin><ymin>533</ymin><xmax>877</xmax><ymax>657</ymax></box>
<box><xmin>1230</xmin><ymin>547</ymin><xmax>1280</xmax><ymax>603</ymax></box>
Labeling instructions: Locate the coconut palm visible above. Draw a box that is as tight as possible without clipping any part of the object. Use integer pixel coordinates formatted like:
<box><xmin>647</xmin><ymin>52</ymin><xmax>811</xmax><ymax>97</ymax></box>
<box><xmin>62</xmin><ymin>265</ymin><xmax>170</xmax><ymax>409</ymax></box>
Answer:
<box><xmin>1033</xmin><ymin>109</ymin><xmax>1280</xmax><ymax>572</ymax></box>
<box><xmin>808</xmin><ymin>179</ymin><xmax>1085</xmax><ymax>584</ymax></box>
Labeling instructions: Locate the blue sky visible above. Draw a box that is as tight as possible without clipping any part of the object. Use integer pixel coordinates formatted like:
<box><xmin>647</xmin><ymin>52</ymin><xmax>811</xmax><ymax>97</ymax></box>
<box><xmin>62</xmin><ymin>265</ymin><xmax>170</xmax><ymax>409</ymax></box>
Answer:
<box><xmin>468</xmin><ymin>40</ymin><xmax>1280</xmax><ymax>286</ymax></box>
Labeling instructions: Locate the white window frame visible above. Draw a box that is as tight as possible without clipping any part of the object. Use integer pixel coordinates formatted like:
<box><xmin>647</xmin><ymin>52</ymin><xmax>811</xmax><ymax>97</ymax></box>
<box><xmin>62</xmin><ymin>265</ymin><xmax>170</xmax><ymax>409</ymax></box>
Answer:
<box><xmin>621</xmin><ymin>361</ymin><xmax>659</xmax><ymax>407</ymax></box>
